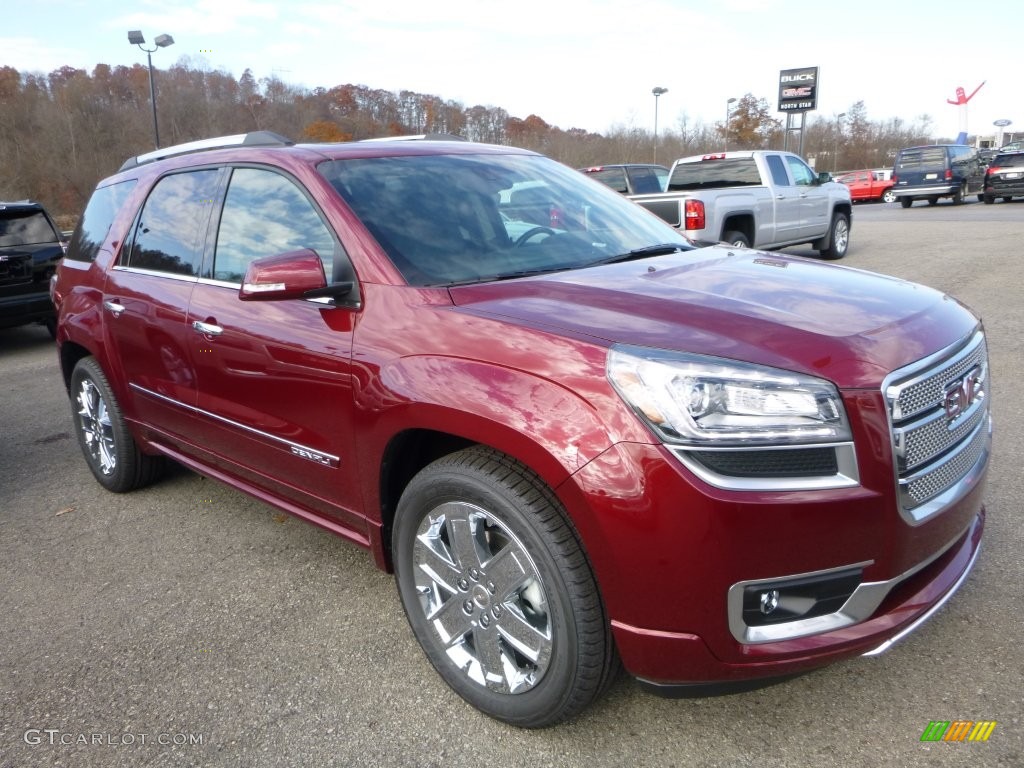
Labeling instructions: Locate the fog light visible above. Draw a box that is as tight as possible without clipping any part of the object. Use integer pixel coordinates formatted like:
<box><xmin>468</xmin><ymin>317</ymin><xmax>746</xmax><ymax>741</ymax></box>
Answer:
<box><xmin>741</xmin><ymin>568</ymin><xmax>862</xmax><ymax>627</ymax></box>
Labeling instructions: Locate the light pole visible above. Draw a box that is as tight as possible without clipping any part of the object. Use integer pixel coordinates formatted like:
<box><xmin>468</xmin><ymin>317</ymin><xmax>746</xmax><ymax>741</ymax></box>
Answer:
<box><xmin>128</xmin><ymin>30</ymin><xmax>175</xmax><ymax>149</ymax></box>
<box><xmin>652</xmin><ymin>87</ymin><xmax>668</xmax><ymax>164</ymax></box>
<box><xmin>833</xmin><ymin>112</ymin><xmax>846</xmax><ymax>172</ymax></box>
<box><xmin>724</xmin><ymin>97</ymin><xmax>737</xmax><ymax>151</ymax></box>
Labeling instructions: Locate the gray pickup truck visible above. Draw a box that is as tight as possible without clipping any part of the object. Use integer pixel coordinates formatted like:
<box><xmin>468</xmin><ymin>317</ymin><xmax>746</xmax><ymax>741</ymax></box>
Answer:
<box><xmin>628</xmin><ymin>150</ymin><xmax>853</xmax><ymax>259</ymax></box>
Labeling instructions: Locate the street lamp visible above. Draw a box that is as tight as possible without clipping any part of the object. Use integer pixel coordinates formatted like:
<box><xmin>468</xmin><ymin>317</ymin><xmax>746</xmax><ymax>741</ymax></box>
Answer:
<box><xmin>652</xmin><ymin>87</ymin><xmax>668</xmax><ymax>164</ymax></box>
<box><xmin>128</xmin><ymin>30</ymin><xmax>175</xmax><ymax>149</ymax></box>
<box><xmin>724</xmin><ymin>97</ymin><xmax>737</xmax><ymax>151</ymax></box>
<box><xmin>833</xmin><ymin>112</ymin><xmax>847</xmax><ymax>172</ymax></box>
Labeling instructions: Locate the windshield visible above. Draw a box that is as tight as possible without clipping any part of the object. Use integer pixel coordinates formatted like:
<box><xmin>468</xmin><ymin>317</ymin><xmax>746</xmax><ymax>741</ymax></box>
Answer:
<box><xmin>318</xmin><ymin>152</ymin><xmax>692</xmax><ymax>287</ymax></box>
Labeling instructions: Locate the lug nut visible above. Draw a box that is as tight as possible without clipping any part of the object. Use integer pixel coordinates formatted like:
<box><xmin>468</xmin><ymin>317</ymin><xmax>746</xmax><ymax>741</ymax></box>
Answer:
<box><xmin>480</xmin><ymin>614</ymin><xmax>490</xmax><ymax>627</ymax></box>
<box><xmin>486</xmin><ymin>581</ymin><xmax>497</xmax><ymax>594</ymax></box>
<box><xmin>469</xmin><ymin>568</ymin><xmax>480</xmax><ymax>581</ymax></box>
<box><xmin>492</xmin><ymin>604</ymin><xmax>503</xmax><ymax>619</ymax></box>
<box><xmin>462</xmin><ymin>599</ymin><xmax>474</xmax><ymax>615</ymax></box>
<box><xmin>457</xmin><ymin>578</ymin><xmax>469</xmax><ymax>591</ymax></box>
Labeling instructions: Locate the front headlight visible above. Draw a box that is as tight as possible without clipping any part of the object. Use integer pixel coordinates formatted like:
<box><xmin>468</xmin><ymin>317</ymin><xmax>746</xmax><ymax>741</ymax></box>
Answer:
<box><xmin>607</xmin><ymin>346</ymin><xmax>851</xmax><ymax>446</ymax></box>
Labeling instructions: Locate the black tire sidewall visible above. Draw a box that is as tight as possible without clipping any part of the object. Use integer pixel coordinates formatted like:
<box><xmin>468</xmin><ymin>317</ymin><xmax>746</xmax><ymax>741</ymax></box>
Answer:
<box><xmin>69</xmin><ymin>358</ymin><xmax>139</xmax><ymax>492</ymax></box>
<box><xmin>393</xmin><ymin>458</ymin><xmax>592</xmax><ymax>727</ymax></box>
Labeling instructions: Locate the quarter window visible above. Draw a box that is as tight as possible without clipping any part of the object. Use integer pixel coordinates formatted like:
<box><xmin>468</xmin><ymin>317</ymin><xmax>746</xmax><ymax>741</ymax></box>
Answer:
<box><xmin>127</xmin><ymin>170</ymin><xmax>220</xmax><ymax>276</ymax></box>
<box><xmin>213</xmin><ymin>168</ymin><xmax>335</xmax><ymax>283</ymax></box>
<box><xmin>68</xmin><ymin>179</ymin><xmax>137</xmax><ymax>263</ymax></box>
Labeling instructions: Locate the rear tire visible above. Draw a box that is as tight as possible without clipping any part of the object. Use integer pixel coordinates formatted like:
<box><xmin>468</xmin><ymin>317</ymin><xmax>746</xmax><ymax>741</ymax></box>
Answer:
<box><xmin>70</xmin><ymin>357</ymin><xmax>164</xmax><ymax>492</ymax></box>
<box><xmin>817</xmin><ymin>211</ymin><xmax>850</xmax><ymax>260</ymax></box>
<box><xmin>722</xmin><ymin>231</ymin><xmax>750</xmax><ymax>248</ymax></box>
<box><xmin>983</xmin><ymin>194</ymin><xmax>995</xmax><ymax>204</ymax></box>
<box><xmin>882</xmin><ymin>189</ymin><xmax>896</xmax><ymax>203</ymax></box>
<box><xmin>951</xmin><ymin>184</ymin><xmax>964</xmax><ymax>205</ymax></box>
<box><xmin>928</xmin><ymin>197</ymin><xmax>939</xmax><ymax>206</ymax></box>
<box><xmin>392</xmin><ymin>447</ymin><xmax>615</xmax><ymax>728</ymax></box>
<box><xmin>1003</xmin><ymin>197</ymin><xmax>1013</xmax><ymax>203</ymax></box>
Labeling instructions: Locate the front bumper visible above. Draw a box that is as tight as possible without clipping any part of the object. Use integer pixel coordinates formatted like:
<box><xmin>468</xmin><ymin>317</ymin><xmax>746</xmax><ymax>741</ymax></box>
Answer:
<box><xmin>563</xmin><ymin>424</ymin><xmax>987</xmax><ymax>686</ymax></box>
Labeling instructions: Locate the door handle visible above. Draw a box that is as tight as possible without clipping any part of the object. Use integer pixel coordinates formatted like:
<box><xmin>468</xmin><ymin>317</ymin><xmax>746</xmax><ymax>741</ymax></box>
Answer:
<box><xmin>103</xmin><ymin>299</ymin><xmax>125</xmax><ymax>317</ymax></box>
<box><xmin>191</xmin><ymin>320</ymin><xmax>223</xmax><ymax>337</ymax></box>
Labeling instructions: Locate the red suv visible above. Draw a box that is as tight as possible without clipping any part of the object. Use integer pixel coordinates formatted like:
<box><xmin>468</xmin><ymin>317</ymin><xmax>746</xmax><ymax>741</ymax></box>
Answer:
<box><xmin>52</xmin><ymin>132</ymin><xmax>991</xmax><ymax>727</ymax></box>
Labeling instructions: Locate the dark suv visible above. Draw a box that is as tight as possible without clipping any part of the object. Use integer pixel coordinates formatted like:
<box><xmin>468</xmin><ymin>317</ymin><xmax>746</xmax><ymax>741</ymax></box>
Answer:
<box><xmin>982</xmin><ymin>150</ymin><xmax>1024</xmax><ymax>203</ymax></box>
<box><xmin>1</xmin><ymin>201</ymin><xmax>65</xmax><ymax>335</ymax></box>
<box><xmin>52</xmin><ymin>132</ymin><xmax>989</xmax><ymax>727</ymax></box>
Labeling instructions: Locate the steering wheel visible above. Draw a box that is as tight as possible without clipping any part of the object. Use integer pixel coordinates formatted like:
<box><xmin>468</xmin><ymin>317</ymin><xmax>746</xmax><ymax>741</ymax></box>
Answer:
<box><xmin>514</xmin><ymin>226</ymin><xmax>556</xmax><ymax>247</ymax></box>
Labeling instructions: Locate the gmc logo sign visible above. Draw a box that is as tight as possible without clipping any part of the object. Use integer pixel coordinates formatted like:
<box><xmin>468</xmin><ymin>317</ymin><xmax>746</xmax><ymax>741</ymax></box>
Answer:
<box><xmin>943</xmin><ymin>366</ymin><xmax>983</xmax><ymax>423</ymax></box>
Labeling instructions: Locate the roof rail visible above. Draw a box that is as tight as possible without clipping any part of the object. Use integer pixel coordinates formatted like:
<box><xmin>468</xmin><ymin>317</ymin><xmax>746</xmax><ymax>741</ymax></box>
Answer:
<box><xmin>359</xmin><ymin>133</ymin><xmax>468</xmax><ymax>143</ymax></box>
<box><xmin>118</xmin><ymin>131</ymin><xmax>294</xmax><ymax>171</ymax></box>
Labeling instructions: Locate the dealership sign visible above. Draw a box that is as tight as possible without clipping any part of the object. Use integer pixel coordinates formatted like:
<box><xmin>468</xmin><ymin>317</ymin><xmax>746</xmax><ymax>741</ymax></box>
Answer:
<box><xmin>778</xmin><ymin>67</ymin><xmax>819</xmax><ymax>112</ymax></box>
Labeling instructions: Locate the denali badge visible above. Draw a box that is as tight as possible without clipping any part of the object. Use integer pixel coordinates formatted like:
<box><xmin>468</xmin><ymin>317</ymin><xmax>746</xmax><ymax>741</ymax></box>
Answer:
<box><xmin>290</xmin><ymin>445</ymin><xmax>336</xmax><ymax>467</ymax></box>
<box><xmin>943</xmin><ymin>366</ymin><xmax>983</xmax><ymax>423</ymax></box>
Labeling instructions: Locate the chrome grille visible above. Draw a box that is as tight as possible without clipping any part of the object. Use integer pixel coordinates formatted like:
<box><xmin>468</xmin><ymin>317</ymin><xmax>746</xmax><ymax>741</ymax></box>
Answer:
<box><xmin>885</xmin><ymin>330</ymin><xmax>990</xmax><ymax>521</ymax></box>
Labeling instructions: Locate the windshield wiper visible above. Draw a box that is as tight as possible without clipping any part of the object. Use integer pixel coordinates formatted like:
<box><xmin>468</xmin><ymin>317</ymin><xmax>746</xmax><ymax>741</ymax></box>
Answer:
<box><xmin>587</xmin><ymin>243</ymin><xmax>686</xmax><ymax>267</ymax></box>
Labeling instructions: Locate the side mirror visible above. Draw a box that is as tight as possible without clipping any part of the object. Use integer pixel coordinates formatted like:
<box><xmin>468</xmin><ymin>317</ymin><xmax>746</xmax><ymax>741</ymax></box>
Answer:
<box><xmin>818</xmin><ymin>172</ymin><xmax>833</xmax><ymax>184</ymax></box>
<box><xmin>239</xmin><ymin>249</ymin><xmax>327</xmax><ymax>301</ymax></box>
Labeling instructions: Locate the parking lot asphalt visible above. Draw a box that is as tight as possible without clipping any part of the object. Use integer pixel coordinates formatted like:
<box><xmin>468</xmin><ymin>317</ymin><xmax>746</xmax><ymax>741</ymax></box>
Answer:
<box><xmin>1</xmin><ymin>199</ymin><xmax>1022</xmax><ymax>768</ymax></box>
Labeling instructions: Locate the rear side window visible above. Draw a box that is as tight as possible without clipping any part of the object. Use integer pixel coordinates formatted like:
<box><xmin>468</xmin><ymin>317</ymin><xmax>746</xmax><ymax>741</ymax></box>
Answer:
<box><xmin>896</xmin><ymin>147</ymin><xmax>948</xmax><ymax>170</ymax></box>
<box><xmin>765</xmin><ymin>155</ymin><xmax>790</xmax><ymax>186</ymax></box>
<box><xmin>667</xmin><ymin>158</ymin><xmax>761</xmax><ymax>191</ymax></box>
<box><xmin>125</xmin><ymin>170</ymin><xmax>221</xmax><ymax>276</ymax></box>
<box><xmin>67</xmin><ymin>179</ymin><xmax>137</xmax><ymax>263</ymax></box>
<box><xmin>0</xmin><ymin>209</ymin><xmax>59</xmax><ymax>248</ymax></box>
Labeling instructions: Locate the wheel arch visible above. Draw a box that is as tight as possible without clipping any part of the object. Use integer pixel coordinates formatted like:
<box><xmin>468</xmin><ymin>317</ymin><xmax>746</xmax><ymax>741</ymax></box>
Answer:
<box><xmin>719</xmin><ymin>213</ymin><xmax>755</xmax><ymax>245</ymax></box>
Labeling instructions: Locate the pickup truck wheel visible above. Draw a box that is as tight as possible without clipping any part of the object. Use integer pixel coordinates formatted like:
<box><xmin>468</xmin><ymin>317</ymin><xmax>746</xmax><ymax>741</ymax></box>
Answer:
<box><xmin>983</xmin><ymin>194</ymin><xmax>995</xmax><ymax>204</ymax></box>
<box><xmin>818</xmin><ymin>212</ymin><xmax>850</xmax><ymax>260</ymax></box>
<box><xmin>392</xmin><ymin>447</ymin><xmax>614</xmax><ymax>728</ymax></box>
<box><xmin>70</xmin><ymin>357</ymin><xmax>163</xmax><ymax>492</ymax></box>
<box><xmin>951</xmin><ymin>185</ymin><xmax>964</xmax><ymax>205</ymax></box>
<box><xmin>882</xmin><ymin>189</ymin><xmax>896</xmax><ymax>203</ymax></box>
<box><xmin>1003</xmin><ymin>197</ymin><xmax>1013</xmax><ymax>203</ymax></box>
<box><xmin>722</xmin><ymin>231</ymin><xmax>750</xmax><ymax>248</ymax></box>
<box><xmin>900</xmin><ymin>198</ymin><xmax>913</xmax><ymax>209</ymax></box>
<box><xmin>928</xmin><ymin>197</ymin><xmax>939</xmax><ymax>206</ymax></box>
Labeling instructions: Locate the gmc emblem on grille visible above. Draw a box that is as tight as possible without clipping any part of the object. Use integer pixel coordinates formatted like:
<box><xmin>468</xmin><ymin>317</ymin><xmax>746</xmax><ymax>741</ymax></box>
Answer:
<box><xmin>943</xmin><ymin>366</ymin><xmax>983</xmax><ymax>423</ymax></box>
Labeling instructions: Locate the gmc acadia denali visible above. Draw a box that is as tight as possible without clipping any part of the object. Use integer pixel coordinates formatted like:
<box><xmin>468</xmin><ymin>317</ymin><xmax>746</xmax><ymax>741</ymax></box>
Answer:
<box><xmin>51</xmin><ymin>133</ymin><xmax>991</xmax><ymax>727</ymax></box>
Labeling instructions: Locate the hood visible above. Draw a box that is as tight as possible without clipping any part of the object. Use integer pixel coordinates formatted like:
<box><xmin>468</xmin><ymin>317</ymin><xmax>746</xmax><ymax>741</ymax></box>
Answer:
<box><xmin>448</xmin><ymin>247</ymin><xmax>979</xmax><ymax>388</ymax></box>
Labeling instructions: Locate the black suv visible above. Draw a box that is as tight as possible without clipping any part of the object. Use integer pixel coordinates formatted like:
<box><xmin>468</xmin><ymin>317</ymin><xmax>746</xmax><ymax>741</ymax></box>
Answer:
<box><xmin>982</xmin><ymin>151</ymin><xmax>1024</xmax><ymax>203</ymax></box>
<box><xmin>578</xmin><ymin>164</ymin><xmax>668</xmax><ymax>195</ymax></box>
<box><xmin>1</xmin><ymin>201</ymin><xmax>65</xmax><ymax>335</ymax></box>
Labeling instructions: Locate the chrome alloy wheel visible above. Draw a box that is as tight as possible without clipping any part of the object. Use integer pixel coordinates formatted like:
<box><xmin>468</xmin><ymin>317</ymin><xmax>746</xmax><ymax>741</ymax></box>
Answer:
<box><xmin>76</xmin><ymin>378</ymin><xmax>117</xmax><ymax>476</ymax></box>
<box><xmin>412</xmin><ymin>501</ymin><xmax>553</xmax><ymax>694</ymax></box>
<box><xmin>833</xmin><ymin>216</ymin><xmax>850</xmax><ymax>254</ymax></box>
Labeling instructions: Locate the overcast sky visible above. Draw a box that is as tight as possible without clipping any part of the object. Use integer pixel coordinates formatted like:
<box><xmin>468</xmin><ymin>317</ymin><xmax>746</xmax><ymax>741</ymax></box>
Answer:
<box><xmin>4</xmin><ymin>0</ymin><xmax>1021</xmax><ymax>143</ymax></box>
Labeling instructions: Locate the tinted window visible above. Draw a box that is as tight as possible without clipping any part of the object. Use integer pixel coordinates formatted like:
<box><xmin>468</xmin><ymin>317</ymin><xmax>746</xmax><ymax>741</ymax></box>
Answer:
<box><xmin>213</xmin><ymin>168</ymin><xmax>335</xmax><ymax>283</ymax></box>
<box><xmin>0</xmin><ymin>209</ymin><xmax>59</xmax><ymax>247</ymax></box>
<box><xmin>994</xmin><ymin>153</ymin><xmax>1024</xmax><ymax>168</ymax></box>
<box><xmin>127</xmin><ymin>170</ymin><xmax>221</xmax><ymax>276</ymax></box>
<box><xmin>896</xmin><ymin>147</ymin><xmax>948</xmax><ymax>170</ymax></box>
<box><xmin>627</xmin><ymin>166</ymin><xmax>663</xmax><ymax>194</ymax></box>
<box><xmin>785</xmin><ymin>155</ymin><xmax>816</xmax><ymax>186</ymax></box>
<box><xmin>766</xmin><ymin>155</ymin><xmax>790</xmax><ymax>186</ymax></box>
<box><xmin>585</xmin><ymin>167</ymin><xmax>628</xmax><ymax>193</ymax></box>
<box><xmin>67</xmin><ymin>180</ymin><xmax>137</xmax><ymax>262</ymax></box>
<box><xmin>667</xmin><ymin>158</ymin><xmax>761</xmax><ymax>191</ymax></box>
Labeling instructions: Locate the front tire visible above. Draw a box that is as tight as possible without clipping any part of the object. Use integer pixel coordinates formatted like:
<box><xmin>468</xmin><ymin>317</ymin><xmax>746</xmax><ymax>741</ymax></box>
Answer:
<box><xmin>392</xmin><ymin>447</ymin><xmax>614</xmax><ymax>728</ymax></box>
<box><xmin>900</xmin><ymin>198</ymin><xmax>913</xmax><ymax>209</ymax></box>
<box><xmin>70</xmin><ymin>357</ymin><xmax>163</xmax><ymax>492</ymax></box>
<box><xmin>817</xmin><ymin>211</ymin><xmax>850</xmax><ymax>260</ymax></box>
